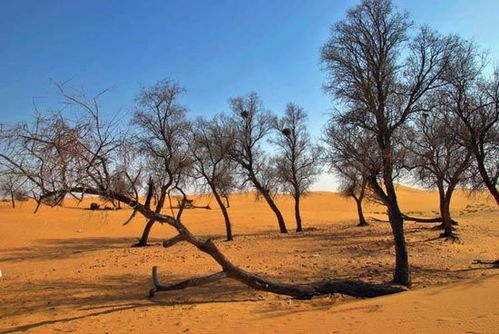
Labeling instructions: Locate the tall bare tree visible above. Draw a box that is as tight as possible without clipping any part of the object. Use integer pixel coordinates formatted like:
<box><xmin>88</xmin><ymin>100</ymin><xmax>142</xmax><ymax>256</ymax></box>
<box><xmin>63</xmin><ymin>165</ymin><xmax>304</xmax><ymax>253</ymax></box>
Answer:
<box><xmin>132</xmin><ymin>79</ymin><xmax>192</xmax><ymax>246</ymax></box>
<box><xmin>406</xmin><ymin>108</ymin><xmax>472</xmax><ymax>240</ymax></box>
<box><xmin>441</xmin><ymin>38</ymin><xmax>499</xmax><ymax>204</ymax></box>
<box><xmin>272</xmin><ymin>103</ymin><xmax>321</xmax><ymax>232</ymax></box>
<box><xmin>190</xmin><ymin>114</ymin><xmax>237</xmax><ymax>241</ymax></box>
<box><xmin>321</xmin><ymin>0</ymin><xmax>454</xmax><ymax>285</ymax></box>
<box><xmin>229</xmin><ymin>93</ymin><xmax>288</xmax><ymax>233</ymax></box>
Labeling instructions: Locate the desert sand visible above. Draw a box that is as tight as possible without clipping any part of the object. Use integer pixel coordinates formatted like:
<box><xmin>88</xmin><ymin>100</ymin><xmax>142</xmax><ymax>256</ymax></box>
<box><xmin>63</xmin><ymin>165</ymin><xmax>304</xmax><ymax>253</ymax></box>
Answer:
<box><xmin>0</xmin><ymin>186</ymin><xmax>497</xmax><ymax>333</ymax></box>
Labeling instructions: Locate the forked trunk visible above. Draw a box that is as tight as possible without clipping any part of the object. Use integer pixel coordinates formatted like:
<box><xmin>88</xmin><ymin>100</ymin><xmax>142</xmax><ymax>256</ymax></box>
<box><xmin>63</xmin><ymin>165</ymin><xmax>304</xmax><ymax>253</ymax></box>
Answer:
<box><xmin>134</xmin><ymin>184</ymin><xmax>167</xmax><ymax>247</ymax></box>
<box><xmin>438</xmin><ymin>183</ymin><xmax>457</xmax><ymax>239</ymax></box>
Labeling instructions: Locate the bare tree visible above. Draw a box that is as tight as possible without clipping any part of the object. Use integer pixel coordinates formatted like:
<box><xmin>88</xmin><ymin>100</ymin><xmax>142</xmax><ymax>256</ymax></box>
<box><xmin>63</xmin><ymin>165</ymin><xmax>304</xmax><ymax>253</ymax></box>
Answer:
<box><xmin>441</xmin><ymin>38</ymin><xmax>499</xmax><ymax>204</ymax></box>
<box><xmin>272</xmin><ymin>103</ymin><xmax>321</xmax><ymax>232</ymax></box>
<box><xmin>131</xmin><ymin>79</ymin><xmax>192</xmax><ymax>247</ymax></box>
<box><xmin>0</xmin><ymin>169</ymin><xmax>28</xmax><ymax>208</ymax></box>
<box><xmin>323</xmin><ymin>121</ymin><xmax>379</xmax><ymax>227</ymax></box>
<box><xmin>0</xmin><ymin>90</ymin><xmax>406</xmax><ymax>300</ymax></box>
<box><xmin>406</xmin><ymin>108</ymin><xmax>472</xmax><ymax>240</ymax></box>
<box><xmin>321</xmin><ymin>0</ymin><xmax>454</xmax><ymax>285</ymax></box>
<box><xmin>229</xmin><ymin>93</ymin><xmax>288</xmax><ymax>233</ymax></box>
<box><xmin>190</xmin><ymin>114</ymin><xmax>237</xmax><ymax>241</ymax></box>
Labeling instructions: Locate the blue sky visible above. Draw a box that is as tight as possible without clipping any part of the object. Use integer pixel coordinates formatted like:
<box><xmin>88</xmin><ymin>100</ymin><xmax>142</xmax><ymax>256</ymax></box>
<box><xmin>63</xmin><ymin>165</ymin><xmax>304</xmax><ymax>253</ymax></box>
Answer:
<box><xmin>1</xmin><ymin>0</ymin><xmax>498</xmax><ymax>189</ymax></box>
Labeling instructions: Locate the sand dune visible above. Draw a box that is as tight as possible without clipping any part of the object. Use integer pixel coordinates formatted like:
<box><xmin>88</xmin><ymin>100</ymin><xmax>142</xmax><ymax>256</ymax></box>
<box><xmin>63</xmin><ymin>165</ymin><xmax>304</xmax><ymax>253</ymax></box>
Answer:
<box><xmin>0</xmin><ymin>187</ymin><xmax>497</xmax><ymax>333</ymax></box>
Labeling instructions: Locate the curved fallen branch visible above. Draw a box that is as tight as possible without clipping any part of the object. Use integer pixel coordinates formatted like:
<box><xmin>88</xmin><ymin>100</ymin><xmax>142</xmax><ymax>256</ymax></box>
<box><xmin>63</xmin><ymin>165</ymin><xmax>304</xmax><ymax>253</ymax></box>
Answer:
<box><xmin>402</xmin><ymin>214</ymin><xmax>458</xmax><ymax>225</ymax></box>
<box><xmin>473</xmin><ymin>259</ymin><xmax>499</xmax><ymax>267</ymax></box>
<box><xmin>39</xmin><ymin>187</ymin><xmax>407</xmax><ymax>299</ymax></box>
<box><xmin>150</xmin><ymin>265</ymin><xmax>406</xmax><ymax>299</ymax></box>
<box><xmin>371</xmin><ymin>214</ymin><xmax>458</xmax><ymax>226</ymax></box>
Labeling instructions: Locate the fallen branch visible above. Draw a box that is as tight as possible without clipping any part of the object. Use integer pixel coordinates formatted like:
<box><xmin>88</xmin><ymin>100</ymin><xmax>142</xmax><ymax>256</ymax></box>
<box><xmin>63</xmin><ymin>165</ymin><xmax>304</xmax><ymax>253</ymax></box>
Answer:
<box><xmin>371</xmin><ymin>214</ymin><xmax>458</xmax><ymax>226</ymax></box>
<box><xmin>150</xmin><ymin>265</ymin><xmax>407</xmax><ymax>299</ymax></box>
<box><xmin>473</xmin><ymin>259</ymin><xmax>499</xmax><ymax>267</ymax></box>
<box><xmin>150</xmin><ymin>267</ymin><xmax>227</xmax><ymax>297</ymax></box>
<box><xmin>38</xmin><ymin>187</ymin><xmax>408</xmax><ymax>300</ymax></box>
<box><xmin>402</xmin><ymin>214</ymin><xmax>458</xmax><ymax>225</ymax></box>
<box><xmin>162</xmin><ymin>234</ymin><xmax>186</xmax><ymax>248</ymax></box>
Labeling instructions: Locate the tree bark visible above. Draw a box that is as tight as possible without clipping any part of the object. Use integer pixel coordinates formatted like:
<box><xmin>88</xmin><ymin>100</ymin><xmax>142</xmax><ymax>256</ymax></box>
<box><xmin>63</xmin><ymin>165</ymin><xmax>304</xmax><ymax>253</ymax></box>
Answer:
<box><xmin>369</xmin><ymin>174</ymin><xmax>411</xmax><ymax>286</ymax></box>
<box><xmin>262</xmin><ymin>190</ymin><xmax>288</xmax><ymax>233</ymax></box>
<box><xmin>438</xmin><ymin>183</ymin><xmax>458</xmax><ymax>240</ymax></box>
<box><xmin>353</xmin><ymin>196</ymin><xmax>368</xmax><ymax>226</ymax></box>
<box><xmin>212</xmin><ymin>186</ymin><xmax>233</xmax><ymax>241</ymax></box>
<box><xmin>247</xmin><ymin>170</ymin><xmax>288</xmax><ymax>233</ymax></box>
<box><xmin>294</xmin><ymin>194</ymin><xmax>302</xmax><ymax>232</ymax></box>
<box><xmin>10</xmin><ymin>192</ymin><xmax>15</xmax><ymax>209</ymax></box>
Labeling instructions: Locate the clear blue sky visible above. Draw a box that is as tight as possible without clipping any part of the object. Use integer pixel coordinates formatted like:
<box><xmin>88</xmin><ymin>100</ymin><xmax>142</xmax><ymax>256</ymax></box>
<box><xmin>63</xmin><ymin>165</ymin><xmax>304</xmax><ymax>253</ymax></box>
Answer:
<box><xmin>1</xmin><ymin>0</ymin><xmax>498</xmax><ymax>189</ymax></box>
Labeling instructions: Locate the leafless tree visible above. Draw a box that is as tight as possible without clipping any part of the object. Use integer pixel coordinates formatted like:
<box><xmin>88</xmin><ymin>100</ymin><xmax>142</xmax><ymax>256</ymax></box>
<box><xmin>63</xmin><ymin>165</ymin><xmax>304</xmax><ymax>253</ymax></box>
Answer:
<box><xmin>0</xmin><ymin>89</ymin><xmax>406</xmax><ymax>300</ymax></box>
<box><xmin>323</xmin><ymin>120</ymin><xmax>379</xmax><ymax>227</ymax></box>
<box><xmin>406</xmin><ymin>107</ymin><xmax>472</xmax><ymax>240</ymax></box>
<box><xmin>190</xmin><ymin>114</ymin><xmax>237</xmax><ymax>241</ymax></box>
<box><xmin>131</xmin><ymin>79</ymin><xmax>192</xmax><ymax>247</ymax></box>
<box><xmin>441</xmin><ymin>38</ymin><xmax>499</xmax><ymax>204</ymax></box>
<box><xmin>229</xmin><ymin>93</ymin><xmax>288</xmax><ymax>233</ymax></box>
<box><xmin>0</xmin><ymin>84</ymin><xmax>131</xmax><ymax>213</ymax></box>
<box><xmin>321</xmin><ymin>0</ymin><xmax>454</xmax><ymax>285</ymax></box>
<box><xmin>272</xmin><ymin>103</ymin><xmax>322</xmax><ymax>232</ymax></box>
<box><xmin>0</xmin><ymin>169</ymin><xmax>28</xmax><ymax>208</ymax></box>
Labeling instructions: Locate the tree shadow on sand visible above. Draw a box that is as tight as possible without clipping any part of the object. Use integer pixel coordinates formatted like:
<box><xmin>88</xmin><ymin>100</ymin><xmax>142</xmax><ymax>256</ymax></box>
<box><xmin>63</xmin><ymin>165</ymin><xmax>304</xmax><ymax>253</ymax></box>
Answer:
<box><xmin>0</xmin><ymin>237</ymin><xmax>166</xmax><ymax>263</ymax></box>
<box><xmin>0</xmin><ymin>272</ymin><xmax>261</xmax><ymax>333</ymax></box>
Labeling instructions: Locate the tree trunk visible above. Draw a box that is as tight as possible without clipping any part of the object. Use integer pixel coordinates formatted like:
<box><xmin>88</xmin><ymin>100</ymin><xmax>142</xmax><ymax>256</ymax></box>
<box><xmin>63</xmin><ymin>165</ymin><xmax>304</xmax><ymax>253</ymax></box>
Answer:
<box><xmin>353</xmin><ymin>196</ymin><xmax>368</xmax><ymax>226</ymax></box>
<box><xmin>294</xmin><ymin>194</ymin><xmax>302</xmax><ymax>232</ymax></box>
<box><xmin>134</xmin><ymin>185</ymin><xmax>167</xmax><ymax>247</ymax></box>
<box><xmin>438</xmin><ymin>183</ymin><xmax>457</xmax><ymax>240</ymax></box>
<box><xmin>382</xmin><ymin>177</ymin><xmax>410</xmax><ymax>286</ymax></box>
<box><xmin>261</xmin><ymin>190</ymin><xmax>288</xmax><ymax>233</ymax></box>
<box><xmin>474</xmin><ymin>148</ymin><xmax>499</xmax><ymax>205</ymax></box>
<box><xmin>212</xmin><ymin>187</ymin><xmax>233</xmax><ymax>241</ymax></box>
<box><xmin>247</xmin><ymin>170</ymin><xmax>287</xmax><ymax>233</ymax></box>
<box><xmin>389</xmin><ymin>206</ymin><xmax>409</xmax><ymax>286</ymax></box>
<box><xmin>10</xmin><ymin>191</ymin><xmax>15</xmax><ymax>209</ymax></box>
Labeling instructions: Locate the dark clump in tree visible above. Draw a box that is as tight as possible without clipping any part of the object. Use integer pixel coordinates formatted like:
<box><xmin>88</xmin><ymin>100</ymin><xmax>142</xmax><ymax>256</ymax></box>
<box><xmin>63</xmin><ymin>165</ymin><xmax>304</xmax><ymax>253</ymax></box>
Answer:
<box><xmin>321</xmin><ymin>0</ymin><xmax>454</xmax><ymax>286</ymax></box>
<box><xmin>273</xmin><ymin>103</ymin><xmax>322</xmax><ymax>232</ymax></box>
<box><xmin>190</xmin><ymin>114</ymin><xmax>237</xmax><ymax>241</ymax></box>
<box><xmin>229</xmin><ymin>93</ymin><xmax>288</xmax><ymax>233</ymax></box>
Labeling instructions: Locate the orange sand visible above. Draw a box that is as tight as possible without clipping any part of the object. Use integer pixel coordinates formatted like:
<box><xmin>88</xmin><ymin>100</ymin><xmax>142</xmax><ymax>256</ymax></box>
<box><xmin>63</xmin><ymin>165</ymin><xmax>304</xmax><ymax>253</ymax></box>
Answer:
<box><xmin>0</xmin><ymin>186</ymin><xmax>497</xmax><ymax>333</ymax></box>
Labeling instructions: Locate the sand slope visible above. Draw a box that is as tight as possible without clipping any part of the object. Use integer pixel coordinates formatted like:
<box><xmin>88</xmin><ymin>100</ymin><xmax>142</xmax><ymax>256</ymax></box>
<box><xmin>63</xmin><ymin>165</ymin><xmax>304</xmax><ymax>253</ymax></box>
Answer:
<box><xmin>0</xmin><ymin>187</ymin><xmax>497</xmax><ymax>333</ymax></box>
